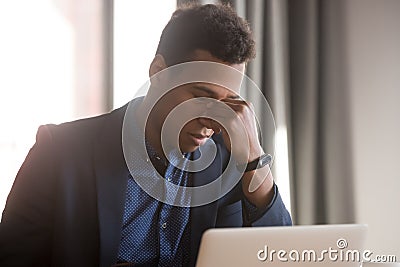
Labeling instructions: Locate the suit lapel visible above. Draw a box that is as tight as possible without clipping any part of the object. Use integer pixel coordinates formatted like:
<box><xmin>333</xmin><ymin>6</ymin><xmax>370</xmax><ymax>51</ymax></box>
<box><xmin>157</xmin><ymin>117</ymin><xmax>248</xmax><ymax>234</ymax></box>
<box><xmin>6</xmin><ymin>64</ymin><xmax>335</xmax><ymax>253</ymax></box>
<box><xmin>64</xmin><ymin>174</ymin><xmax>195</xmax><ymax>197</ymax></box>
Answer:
<box><xmin>94</xmin><ymin>105</ymin><xmax>130</xmax><ymax>267</ymax></box>
<box><xmin>93</xmin><ymin>104</ymin><xmax>227</xmax><ymax>266</ymax></box>
<box><xmin>189</xmin><ymin>143</ymin><xmax>222</xmax><ymax>266</ymax></box>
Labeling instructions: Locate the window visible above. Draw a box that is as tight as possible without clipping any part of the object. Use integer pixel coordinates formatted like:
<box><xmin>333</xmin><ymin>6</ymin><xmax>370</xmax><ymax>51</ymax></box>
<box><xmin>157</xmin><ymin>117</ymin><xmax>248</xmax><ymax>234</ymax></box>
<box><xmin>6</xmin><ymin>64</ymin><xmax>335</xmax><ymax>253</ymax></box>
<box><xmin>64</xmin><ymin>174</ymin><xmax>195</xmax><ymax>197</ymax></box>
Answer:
<box><xmin>0</xmin><ymin>0</ymin><xmax>75</xmax><ymax>215</ymax></box>
<box><xmin>113</xmin><ymin>0</ymin><xmax>176</xmax><ymax>107</ymax></box>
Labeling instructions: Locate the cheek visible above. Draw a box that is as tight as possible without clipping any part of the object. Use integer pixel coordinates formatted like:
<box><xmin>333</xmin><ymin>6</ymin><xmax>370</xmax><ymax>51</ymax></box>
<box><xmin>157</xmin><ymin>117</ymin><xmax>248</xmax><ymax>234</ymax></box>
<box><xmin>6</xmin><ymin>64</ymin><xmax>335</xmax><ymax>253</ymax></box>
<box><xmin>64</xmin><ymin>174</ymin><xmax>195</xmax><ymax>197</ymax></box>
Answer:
<box><xmin>180</xmin><ymin>119</ymin><xmax>200</xmax><ymax>133</ymax></box>
<box><xmin>160</xmin><ymin>93</ymin><xmax>193</xmax><ymax>116</ymax></box>
<box><xmin>162</xmin><ymin>118</ymin><xmax>195</xmax><ymax>143</ymax></box>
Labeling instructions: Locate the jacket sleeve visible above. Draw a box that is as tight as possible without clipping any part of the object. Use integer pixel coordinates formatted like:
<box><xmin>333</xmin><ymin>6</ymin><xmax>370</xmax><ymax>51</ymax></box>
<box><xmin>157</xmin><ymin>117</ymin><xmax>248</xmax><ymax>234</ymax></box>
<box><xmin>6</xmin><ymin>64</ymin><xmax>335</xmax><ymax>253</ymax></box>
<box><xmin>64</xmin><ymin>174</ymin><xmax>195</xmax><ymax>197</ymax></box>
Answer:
<box><xmin>0</xmin><ymin>125</ymin><xmax>56</xmax><ymax>267</ymax></box>
<box><xmin>242</xmin><ymin>183</ymin><xmax>292</xmax><ymax>227</ymax></box>
<box><xmin>213</xmin><ymin>132</ymin><xmax>292</xmax><ymax>228</ymax></box>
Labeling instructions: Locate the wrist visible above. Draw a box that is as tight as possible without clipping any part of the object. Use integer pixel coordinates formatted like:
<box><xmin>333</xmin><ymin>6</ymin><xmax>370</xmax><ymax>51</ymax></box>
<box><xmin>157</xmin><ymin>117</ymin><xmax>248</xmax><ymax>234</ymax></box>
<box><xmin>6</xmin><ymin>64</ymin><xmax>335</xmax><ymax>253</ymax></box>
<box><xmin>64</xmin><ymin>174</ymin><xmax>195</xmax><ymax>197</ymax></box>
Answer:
<box><xmin>248</xmin><ymin>145</ymin><xmax>264</xmax><ymax>162</ymax></box>
<box><xmin>237</xmin><ymin>153</ymin><xmax>272</xmax><ymax>172</ymax></box>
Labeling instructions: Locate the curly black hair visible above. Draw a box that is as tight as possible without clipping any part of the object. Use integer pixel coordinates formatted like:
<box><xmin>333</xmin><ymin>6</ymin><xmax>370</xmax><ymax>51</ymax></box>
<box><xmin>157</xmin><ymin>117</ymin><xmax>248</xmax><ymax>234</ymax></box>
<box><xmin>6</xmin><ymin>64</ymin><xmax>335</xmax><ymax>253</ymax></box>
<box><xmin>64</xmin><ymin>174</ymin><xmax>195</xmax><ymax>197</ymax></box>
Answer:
<box><xmin>155</xmin><ymin>3</ymin><xmax>255</xmax><ymax>66</ymax></box>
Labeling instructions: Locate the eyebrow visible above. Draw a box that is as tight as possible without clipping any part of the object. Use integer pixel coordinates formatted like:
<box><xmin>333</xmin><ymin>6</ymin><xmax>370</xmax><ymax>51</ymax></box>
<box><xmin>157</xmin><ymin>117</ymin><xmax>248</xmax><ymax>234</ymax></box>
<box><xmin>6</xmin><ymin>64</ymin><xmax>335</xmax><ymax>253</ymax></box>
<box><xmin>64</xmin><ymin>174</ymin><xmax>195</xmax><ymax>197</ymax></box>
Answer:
<box><xmin>192</xmin><ymin>85</ymin><xmax>241</xmax><ymax>100</ymax></box>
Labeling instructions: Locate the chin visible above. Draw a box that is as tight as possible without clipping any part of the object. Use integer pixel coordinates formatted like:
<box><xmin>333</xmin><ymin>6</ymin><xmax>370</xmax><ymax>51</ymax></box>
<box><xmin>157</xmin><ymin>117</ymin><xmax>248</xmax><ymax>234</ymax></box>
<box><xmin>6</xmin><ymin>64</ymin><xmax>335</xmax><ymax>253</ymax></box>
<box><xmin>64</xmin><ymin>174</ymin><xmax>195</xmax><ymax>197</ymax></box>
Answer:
<box><xmin>180</xmin><ymin>145</ymin><xmax>200</xmax><ymax>154</ymax></box>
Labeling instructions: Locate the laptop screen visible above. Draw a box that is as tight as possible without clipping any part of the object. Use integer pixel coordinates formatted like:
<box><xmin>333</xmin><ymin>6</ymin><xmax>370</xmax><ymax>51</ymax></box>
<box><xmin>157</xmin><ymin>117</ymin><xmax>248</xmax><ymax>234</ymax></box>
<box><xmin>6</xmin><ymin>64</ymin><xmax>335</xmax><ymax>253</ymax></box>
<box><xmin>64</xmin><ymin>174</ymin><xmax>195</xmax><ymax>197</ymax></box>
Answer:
<box><xmin>196</xmin><ymin>224</ymin><xmax>367</xmax><ymax>267</ymax></box>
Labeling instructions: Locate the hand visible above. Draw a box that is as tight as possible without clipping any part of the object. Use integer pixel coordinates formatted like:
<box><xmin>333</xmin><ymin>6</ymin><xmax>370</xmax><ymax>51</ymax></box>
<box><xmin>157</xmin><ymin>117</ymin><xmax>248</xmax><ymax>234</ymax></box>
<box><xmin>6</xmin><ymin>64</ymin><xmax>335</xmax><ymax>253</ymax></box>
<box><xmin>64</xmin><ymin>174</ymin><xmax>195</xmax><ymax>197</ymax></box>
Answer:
<box><xmin>198</xmin><ymin>98</ymin><xmax>274</xmax><ymax>206</ymax></box>
<box><xmin>198</xmin><ymin>98</ymin><xmax>264</xmax><ymax>164</ymax></box>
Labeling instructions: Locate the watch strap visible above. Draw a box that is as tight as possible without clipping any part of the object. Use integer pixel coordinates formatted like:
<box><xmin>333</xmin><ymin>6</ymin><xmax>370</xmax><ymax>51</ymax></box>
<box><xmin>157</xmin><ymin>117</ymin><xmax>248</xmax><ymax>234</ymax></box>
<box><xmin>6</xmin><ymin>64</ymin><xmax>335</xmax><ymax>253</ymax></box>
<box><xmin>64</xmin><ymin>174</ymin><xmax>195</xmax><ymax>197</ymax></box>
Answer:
<box><xmin>237</xmin><ymin>153</ymin><xmax>272</xmax><ymax>172</ymax></box>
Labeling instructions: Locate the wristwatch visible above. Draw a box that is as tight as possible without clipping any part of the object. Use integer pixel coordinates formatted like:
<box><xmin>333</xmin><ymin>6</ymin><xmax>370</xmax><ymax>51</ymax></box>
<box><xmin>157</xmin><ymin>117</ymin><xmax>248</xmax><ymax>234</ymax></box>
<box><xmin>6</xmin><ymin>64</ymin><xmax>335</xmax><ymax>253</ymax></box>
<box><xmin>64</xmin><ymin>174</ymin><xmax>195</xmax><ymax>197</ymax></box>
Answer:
<box><xmin>237</xmin><ymin>153</ymin><xmax>272</xmax><ymax>172</ymax></box>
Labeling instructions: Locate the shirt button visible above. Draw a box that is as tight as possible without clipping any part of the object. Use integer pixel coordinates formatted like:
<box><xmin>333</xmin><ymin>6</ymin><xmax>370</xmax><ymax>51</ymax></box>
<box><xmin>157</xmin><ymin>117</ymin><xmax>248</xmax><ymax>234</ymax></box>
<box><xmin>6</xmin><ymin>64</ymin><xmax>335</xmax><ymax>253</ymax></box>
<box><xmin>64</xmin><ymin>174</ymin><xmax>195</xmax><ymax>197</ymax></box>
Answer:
<box><xmin>161</xmin><ymin>222</ymin><xmax>167</xmax><ymax>229</ymax></box>
<box><xmin>167</xmin><ymin>177</ymin><xmax>171</xmax><ymax>182</ymax></box>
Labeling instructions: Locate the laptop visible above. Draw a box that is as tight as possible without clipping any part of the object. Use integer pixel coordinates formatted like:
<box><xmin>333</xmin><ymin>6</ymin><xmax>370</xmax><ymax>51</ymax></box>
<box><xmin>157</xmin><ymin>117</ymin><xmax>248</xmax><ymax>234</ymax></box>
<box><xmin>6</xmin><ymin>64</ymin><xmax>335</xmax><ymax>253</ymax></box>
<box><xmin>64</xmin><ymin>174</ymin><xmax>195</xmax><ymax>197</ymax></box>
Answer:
<box><xmin>196</xmin><ymin>224</ymin><xmax>367</xmax><ymax>267</ymax></box>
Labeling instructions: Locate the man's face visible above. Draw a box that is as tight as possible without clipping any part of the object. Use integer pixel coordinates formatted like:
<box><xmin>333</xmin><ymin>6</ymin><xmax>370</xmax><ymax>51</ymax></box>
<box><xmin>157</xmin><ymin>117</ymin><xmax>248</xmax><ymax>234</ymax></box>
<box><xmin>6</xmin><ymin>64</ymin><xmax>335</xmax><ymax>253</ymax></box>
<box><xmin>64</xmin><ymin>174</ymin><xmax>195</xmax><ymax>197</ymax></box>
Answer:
<box><xmin>148</xmin><ymin>50</ymin><xmax>245</xmax><ymax>153</ymax></box>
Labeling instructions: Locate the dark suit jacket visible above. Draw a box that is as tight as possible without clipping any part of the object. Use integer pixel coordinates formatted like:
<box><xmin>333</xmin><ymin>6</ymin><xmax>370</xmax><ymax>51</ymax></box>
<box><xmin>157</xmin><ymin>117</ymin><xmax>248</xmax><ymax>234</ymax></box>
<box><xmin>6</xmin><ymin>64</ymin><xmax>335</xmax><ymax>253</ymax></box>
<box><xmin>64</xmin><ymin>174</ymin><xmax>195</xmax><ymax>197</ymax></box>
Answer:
<box><xmin>0</xmin><ymin>104</ymin><xmax>291</xmax><ymax>267</ymax></box>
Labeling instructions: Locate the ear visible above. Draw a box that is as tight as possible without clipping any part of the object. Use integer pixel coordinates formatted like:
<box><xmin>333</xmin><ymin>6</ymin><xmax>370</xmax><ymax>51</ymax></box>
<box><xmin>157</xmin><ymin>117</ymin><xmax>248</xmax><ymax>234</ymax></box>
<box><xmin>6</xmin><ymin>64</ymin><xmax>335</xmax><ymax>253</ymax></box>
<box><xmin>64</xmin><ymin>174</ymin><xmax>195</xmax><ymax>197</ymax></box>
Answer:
<box><xmin>149</xmin><ymin>54</ymin><xmax>167</xmax><ymax>78</ymax></box>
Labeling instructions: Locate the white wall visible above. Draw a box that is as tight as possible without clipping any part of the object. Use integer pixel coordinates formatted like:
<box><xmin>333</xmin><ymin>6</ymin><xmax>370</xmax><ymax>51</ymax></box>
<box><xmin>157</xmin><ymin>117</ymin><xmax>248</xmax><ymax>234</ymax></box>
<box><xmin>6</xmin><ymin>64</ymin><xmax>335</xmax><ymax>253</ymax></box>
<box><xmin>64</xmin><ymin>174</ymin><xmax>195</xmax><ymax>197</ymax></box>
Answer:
<box><xmin>346</xmin><ymin>0</ymin><xmax>400</xmax><ymax>258</ymax></box>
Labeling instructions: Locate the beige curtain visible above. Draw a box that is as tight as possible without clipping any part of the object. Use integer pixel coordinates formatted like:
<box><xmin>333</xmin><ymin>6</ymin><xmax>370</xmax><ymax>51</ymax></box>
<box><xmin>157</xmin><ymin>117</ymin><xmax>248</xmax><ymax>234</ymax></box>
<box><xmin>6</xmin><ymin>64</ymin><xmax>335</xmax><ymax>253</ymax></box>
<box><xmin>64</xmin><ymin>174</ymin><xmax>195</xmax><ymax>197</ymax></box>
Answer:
<box><xmin>229</xmin><ymin>0</ymin><xmax>355</xmax><ymax>225</ymax></box>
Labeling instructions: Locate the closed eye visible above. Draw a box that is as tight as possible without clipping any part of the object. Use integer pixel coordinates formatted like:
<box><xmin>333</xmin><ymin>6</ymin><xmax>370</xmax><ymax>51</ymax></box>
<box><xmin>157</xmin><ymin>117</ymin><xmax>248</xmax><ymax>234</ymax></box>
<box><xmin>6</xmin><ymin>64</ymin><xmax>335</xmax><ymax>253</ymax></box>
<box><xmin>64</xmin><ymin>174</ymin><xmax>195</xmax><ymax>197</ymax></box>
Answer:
<box><xmin>192</xmin><ymin>85</ymin><xmax>240</xmax><ymax>100</ymax></box>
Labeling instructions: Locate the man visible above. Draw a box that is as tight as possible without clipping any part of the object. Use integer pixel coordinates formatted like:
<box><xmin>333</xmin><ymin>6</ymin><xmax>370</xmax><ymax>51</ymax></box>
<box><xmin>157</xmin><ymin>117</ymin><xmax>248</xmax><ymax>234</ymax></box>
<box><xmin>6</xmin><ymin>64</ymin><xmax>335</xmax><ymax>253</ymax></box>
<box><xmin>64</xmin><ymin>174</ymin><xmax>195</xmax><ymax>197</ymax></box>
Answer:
<box><xmin>0</xmin><ymin>3</ymin><xmax>291</xmax><ymax>267</ymax></box>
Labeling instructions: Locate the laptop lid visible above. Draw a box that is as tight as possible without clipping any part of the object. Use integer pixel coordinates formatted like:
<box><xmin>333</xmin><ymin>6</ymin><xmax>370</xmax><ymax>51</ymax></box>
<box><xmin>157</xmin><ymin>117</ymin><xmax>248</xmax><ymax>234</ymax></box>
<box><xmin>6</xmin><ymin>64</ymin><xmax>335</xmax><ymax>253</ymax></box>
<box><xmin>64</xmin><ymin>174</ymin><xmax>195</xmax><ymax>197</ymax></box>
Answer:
<box><xmin>196</xmin><ymin>224</ymin><xmax>367</xmax><ymax>267</ymax></box>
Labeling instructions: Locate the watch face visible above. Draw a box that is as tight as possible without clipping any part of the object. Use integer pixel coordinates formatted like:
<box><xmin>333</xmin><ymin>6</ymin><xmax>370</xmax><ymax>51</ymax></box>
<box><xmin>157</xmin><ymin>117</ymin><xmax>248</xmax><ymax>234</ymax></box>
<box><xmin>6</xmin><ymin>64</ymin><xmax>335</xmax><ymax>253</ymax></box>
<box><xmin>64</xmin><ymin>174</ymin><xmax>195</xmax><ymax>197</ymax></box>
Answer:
<box><xmin>260</xmin><ymin>154</ymin><xmax>272</xmax><ymax>167</ymax></box>
<box><xmin>239</xmin><ymin>153</ymin><xmax>273</xmax><ymax>172</ymax></box>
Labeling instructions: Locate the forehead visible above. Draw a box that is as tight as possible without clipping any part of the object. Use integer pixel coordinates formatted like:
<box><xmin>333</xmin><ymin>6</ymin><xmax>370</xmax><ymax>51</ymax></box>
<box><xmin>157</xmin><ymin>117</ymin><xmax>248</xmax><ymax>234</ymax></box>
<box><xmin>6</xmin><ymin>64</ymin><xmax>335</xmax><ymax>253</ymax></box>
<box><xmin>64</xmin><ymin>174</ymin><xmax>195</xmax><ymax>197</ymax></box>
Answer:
<box><xmin>169</xmin><ymin>50</ymin><xmax>246</xmax><ymax>96</ymax></box>
<box><xmin>190</xmin><ymin>49</ymin><xmax>246</xmax><ymax>73</ymax></box>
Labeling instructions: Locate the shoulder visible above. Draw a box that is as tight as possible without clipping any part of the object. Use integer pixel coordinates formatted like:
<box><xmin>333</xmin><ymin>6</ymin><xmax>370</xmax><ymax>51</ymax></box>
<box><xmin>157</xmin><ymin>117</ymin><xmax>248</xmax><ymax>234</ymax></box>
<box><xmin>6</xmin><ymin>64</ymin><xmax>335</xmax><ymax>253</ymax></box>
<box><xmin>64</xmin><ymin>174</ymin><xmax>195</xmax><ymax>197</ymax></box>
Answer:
<box><xmin>35</xmin><ymin>104</ymin><xmax>128</xmax><ymax>150</ymax></box>
<box><xmin>42</xmin><ymin>104</ymin><xmax>127</xmax><ymax>138</ymax></box>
